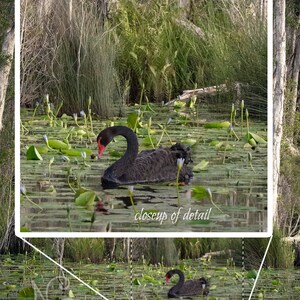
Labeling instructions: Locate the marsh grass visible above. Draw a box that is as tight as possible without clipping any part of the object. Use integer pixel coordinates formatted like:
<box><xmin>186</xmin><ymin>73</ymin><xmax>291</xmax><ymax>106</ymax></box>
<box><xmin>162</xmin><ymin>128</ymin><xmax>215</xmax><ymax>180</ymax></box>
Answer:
<box><xmin>113</xmin><ymin>0</ymin><xmax>267</xmax><ymax>110</ymax></box>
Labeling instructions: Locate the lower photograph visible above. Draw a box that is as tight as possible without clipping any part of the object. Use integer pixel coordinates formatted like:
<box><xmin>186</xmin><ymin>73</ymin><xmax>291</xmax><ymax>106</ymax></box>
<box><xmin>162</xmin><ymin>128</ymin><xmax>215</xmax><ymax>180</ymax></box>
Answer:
<box><xmin>1</xmin><ymin>236</ymin><xmax>297</xmax><ymax>299</ymax></box>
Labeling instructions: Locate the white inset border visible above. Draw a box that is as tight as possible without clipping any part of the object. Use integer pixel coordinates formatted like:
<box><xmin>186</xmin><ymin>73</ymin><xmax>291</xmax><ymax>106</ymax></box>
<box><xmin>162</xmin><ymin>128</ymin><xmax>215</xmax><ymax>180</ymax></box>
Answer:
<box><xmin>15</xmin><ymin>1</ymin><xmax>273</xmax><ymax>238</ymax></box>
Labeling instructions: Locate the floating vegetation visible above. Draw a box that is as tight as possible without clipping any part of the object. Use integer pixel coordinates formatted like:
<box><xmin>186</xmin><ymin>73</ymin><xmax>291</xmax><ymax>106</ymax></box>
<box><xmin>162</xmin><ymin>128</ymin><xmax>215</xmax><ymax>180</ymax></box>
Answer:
<box><xmin>20</xmin><ymin>100</ymin><xmax>267</xmax><ymax>232</ymax></box>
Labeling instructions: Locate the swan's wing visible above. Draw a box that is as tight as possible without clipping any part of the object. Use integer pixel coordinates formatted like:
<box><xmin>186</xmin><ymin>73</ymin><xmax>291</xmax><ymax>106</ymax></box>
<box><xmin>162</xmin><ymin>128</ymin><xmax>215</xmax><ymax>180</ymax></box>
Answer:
<box><xmin>177</xmin><ymin>279</ymin><xmax>207</xmax><ymax>296</ymax></box>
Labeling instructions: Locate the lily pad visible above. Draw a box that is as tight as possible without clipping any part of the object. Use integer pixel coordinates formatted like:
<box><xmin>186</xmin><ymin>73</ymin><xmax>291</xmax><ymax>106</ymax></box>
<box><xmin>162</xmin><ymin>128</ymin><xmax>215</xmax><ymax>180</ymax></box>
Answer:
<box><xmin>26</xmin><ymin>146</ymin><xmax>43</xmax><ymax>160</ymax></box>
<box><xmin>133</xmin><ymin>278</ymin><xmax>141</xmax><ymax>285</ymax></box>
<box><xmin>62</xmin><ymin>148</ymin><xmax>93</xmax><ymax>156</ymax></box>
<box><xmin>75</xmin><ymin>191</ymin><xmax>96</xmax><ymax>206</ymax></box>
<box><xmin>48</xmin><ymin>139</ymin><xmax>69</xmax><ymax>150</ymax></box>
<box><xmin>193</xmin><ymin>160</ymin><xmax>209</xmax><ymax>172</ymax></box>
<box><xmin>143</xmin><ymin>136</ymin><xmax>157</xmax><ymax>146</ymax></box>
<box><xmin>127</xmin><ymin>112</ymin><xmax>142</xmax><ymax>130</ymax></box>
<box><xmin>173</xmin><ymin>100</ymin><xmax>186</xmax><ymax>109</ymax></box>
<box><xmin>247</xmin><ymin>132</ymin><xmax>267</xmax><ymax>144</ymax></box>
<box><xmin>204</xmin><ymin>121</ymin><xmax>230</xmax><ymax>129</ymax></box>
<box><xmin>181</xmin><ymin>138</ymin><xmax>197</xmax><ymax>146</ymax></box>
<box><xmin>192</xmin><ymin>186</ymin><xmax>209</xmax><ymax>200</ymax></box>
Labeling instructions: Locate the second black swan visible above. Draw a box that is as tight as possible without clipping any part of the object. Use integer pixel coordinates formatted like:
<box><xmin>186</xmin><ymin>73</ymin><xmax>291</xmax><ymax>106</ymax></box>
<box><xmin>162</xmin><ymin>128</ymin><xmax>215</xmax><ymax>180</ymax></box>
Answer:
<box><xmin>165</xmin><ymin>269</ymin><xmax>209</xmax><ymax>298</ymax></box>
<box><xmin>97</xmin><ymin>126</ymin><xmax>193</xmax><ymax>188</ymax></box>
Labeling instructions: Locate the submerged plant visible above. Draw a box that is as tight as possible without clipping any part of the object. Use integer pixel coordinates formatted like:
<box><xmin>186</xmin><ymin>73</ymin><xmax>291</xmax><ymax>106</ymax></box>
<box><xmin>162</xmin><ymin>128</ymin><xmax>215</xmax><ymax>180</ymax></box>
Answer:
<box><xmin>206</xmin><ymin>188</ymin><xmax>223</xmax><ymax>214</ymax></box>
<box><xmin>21</xmin><ymin>185</ymin><xmax>42</xmax><ymax>211</ymax></box>
<box><xmin>240</xmin><ymin>100</ymin><xmax>244</xmax><ymax>136</ymax></box>
<box><xmin>128</xmin><ymin>185</ymin><xmax>138</xmax><ymax>215</ymax></box>
<box><xmin>247</xmin><ymin>152</ymin><xmax>256</xmax><ymax>173</ymax></box>
<box><xmin>176</xmin><ymin>158</ymin><xmax>185</xmax><ymax>206</ymax></box>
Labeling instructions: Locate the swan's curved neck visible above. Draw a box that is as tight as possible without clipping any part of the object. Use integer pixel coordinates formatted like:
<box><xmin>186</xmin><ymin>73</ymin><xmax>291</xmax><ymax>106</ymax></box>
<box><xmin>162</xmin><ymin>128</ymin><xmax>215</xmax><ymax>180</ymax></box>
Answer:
<box><xmin>106</xmin><ymin>127</ymin><xmax>139</xmax><ymax>177</ymax></box>
<box><xmin>171</xmin><ymin>270</ymin><xmax>185</xmax><ymax>294</ymax></box>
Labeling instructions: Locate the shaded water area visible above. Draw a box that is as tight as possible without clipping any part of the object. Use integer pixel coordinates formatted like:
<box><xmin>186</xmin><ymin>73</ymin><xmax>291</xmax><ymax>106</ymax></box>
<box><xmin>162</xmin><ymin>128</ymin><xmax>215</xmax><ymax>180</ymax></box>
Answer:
<box><xmin>0</xmin><ymin>254</ymin><xmax>257</xmax><ymax>299</ymax></box>
<box><xmin>20</xmin><ymin>102</ymin><xmax>267</xmax><ymax>232</ymax></box>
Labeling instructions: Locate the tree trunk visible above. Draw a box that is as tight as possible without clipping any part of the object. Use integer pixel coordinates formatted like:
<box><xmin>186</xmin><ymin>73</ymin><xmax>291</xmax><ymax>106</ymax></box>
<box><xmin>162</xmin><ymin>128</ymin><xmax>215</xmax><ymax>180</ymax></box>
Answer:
<box><xmin>273</xmin><ymin>0</ymin><xmax>286</xmax><ymax>224</ymax></box>
<box><xmin>0</xmin><ymin>26</ymin><xmax>15</xmax><ymax>131</ymax></box>
<box><xmin>286</xmin><ymin>12</ymin><xmax>300</xmax><ymax>144</ymax></box>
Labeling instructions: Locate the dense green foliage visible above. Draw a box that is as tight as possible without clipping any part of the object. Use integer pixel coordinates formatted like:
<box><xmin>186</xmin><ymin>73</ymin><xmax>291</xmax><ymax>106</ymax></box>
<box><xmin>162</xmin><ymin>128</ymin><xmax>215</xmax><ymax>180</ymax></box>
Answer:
<box><xmin>21</xmin><ymin>0</ymin><xmax>267</xmax><ymax>116</ymax></box>
<box><xmin>113</xmin><ymin>0</ymin><xmax>267</xmax><ymax>109</ymax></box>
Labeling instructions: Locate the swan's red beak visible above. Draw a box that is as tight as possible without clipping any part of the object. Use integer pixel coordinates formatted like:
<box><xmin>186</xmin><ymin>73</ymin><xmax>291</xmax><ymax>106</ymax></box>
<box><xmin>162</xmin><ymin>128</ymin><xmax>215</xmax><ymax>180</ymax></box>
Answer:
<box><xmin>166</xmin><ymin>276</ymin><xmax>170</xmax><ymax>284</ymax></box>
<box><xmin>97</xmin><ymin>139</ymin><xmax>106</xmax><ymax>159</ymax></box>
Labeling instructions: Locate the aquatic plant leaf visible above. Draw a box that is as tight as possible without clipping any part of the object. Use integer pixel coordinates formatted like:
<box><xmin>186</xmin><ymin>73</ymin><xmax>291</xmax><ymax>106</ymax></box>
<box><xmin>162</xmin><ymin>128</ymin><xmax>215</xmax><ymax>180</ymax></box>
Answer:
<box><xmin>248</xmin><ymin>138</ymin><xmax>257</xmax><ymax>146</ymax></box>
<box><xmin>215</xmin><ymin>141</ymin><xmax>232</xmax><ymax>150</ymax></box>
<box><xmin>209</xmin><ymin>140</ymin><xmax>219</xmax><ymax>146</ymax></box>
<box><xmin>143</xmin><ymin>275</ymin><xmax>158</xmax><ymax>284</ymax></box>
<box><xmin>181</xmin><ymin>138</ymin><xmax>197</xmax><ymax>146</ymax></box>
<box><xmin>36</xmin><ymin>146</ymin><xmax>48</xmax><ymax>154</ymax></box>
<box><xmin>204</xmin><ymin>121</ymin><xmax>230</xmax><ymax>129</ymax></box>
<box><xmin>133</xmin><ymin>278</ymin><xmax>141</xmax><ymax>285</ymax></box>
<box><xmin>48</xmin><ymin>139</ymin><xmax>69</xmax><ymax>150</ymax></box>
<box><xmin>75</xmin><ymin>191</ymin><xmax>96</xmax><ymax>206</ymax></box>
<box><xmin>143</xmin><ymin>136</ymin><xmax>157</xmax><ymax>146</ymax></box>
<box><xmin>109</xmin><ymin>150</ymin><xmax>122</xmax><ymax>157</ymax></box>
<box><xmin>20</xmin><ymin>227</ymin><xmax>31</xmax><ymax>232</ymax></box>
<box><xmin>127</xmin><ymin>112</ymin><xmax>142</xmax><ymax>129</ymax></box>
<box><xmin>18</xmin><ymin>287</ymin><xmax>35</xmax><ymax>298</ymax></box>
<box><xmin>215</xmin><ymin>267</ymin><xmax>227</xmax><ymax>271</ymax></box>
<box><xmin>193</xmin><ymin>160</ymin><xmax>209</xmax><ymax>172</ymax></box>
<box><xmin>76</xmin><ymin>129</ymin><xmax>86</xmax><ymax>136</ymax></box>
<box><xmin>26</xmin><ymin>146</ymin><xmax>43</xmax><ymax>160</ymax></box>
<box><xmin>247</xmin><ymin>132</ymin><xmax>267</xmax><ymax>144</ymax></box>
<box><xmin>272</xmin><ymin>279</ymin><xmax>280</xmax><ymax>285</ymax></box>
<box><xmin>62</xmin><ymin>148</ymin><xmax>93</xmax><ymax>156</ymax></box>
<box><xmin>246</xmin><ymin>270</ymin><xmax>257</xmax><ymax>279</ymax></box>
<box><xmin>192</xmin><ymin>186</ymin><xmax>209</xmax><ymax>200</ymax></box>
<box><xmin>173</xmin><ymin>100</ymin><xmax>186</xmax><ymax>109</ymax></box>
<box><xmin>75</xmin><ymin>187</ymin><xmax>90</xmax><ymax>199</ymax></box>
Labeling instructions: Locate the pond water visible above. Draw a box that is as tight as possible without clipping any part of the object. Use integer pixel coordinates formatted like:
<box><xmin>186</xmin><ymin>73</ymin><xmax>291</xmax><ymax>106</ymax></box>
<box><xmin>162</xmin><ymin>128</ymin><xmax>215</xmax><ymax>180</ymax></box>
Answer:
<box><xmin>20</xmin><ymin>102</ymin><xmax>267</xmax><ymax>233</ymax></box>
<box><xmin>2</xmin><ymin>253</ymin><xmax>300</xmax><ymax>299</ymax></box>
<box><xmin>0</xmin><ymin>254</ymin><xmax>255</xmax><ymax>299</ymax></box>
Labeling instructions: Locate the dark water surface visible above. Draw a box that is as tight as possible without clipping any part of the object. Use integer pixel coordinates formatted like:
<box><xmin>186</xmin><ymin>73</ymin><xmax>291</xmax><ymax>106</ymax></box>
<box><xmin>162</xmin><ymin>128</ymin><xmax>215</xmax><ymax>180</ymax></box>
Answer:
<box><xmin>20</xmin><ymin>103</ymin><xmax>267</xmax><ymax>233</ymax></box>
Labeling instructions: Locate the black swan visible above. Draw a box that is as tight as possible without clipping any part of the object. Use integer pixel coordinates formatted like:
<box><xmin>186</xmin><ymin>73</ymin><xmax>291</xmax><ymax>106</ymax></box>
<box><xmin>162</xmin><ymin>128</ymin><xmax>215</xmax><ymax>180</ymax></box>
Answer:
<box><xmin>97</xmin><ymin>126</ymin><xmax>193</xmax><ymax>188</ymax></box>
<box><xmin>165</xmin><ymin>269</ymin><xmax>209</xmax><ymax>298</ymax></box>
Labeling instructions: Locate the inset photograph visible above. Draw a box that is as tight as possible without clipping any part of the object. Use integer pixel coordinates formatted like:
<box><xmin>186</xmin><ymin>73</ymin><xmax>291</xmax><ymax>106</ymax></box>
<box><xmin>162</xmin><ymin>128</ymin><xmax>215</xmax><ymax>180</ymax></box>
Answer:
<box><xmin>18</xmin><ymin>0</ymin><xmax>268</xmax><ymax>233</ymax></box>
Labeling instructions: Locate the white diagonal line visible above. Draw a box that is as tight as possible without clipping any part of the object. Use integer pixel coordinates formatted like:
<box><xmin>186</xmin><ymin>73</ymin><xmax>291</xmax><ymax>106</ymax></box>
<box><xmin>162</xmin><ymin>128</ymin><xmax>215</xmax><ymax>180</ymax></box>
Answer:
<box><xmin>20</xmin><ymin>238</ymin><xmax>110</xmax><ymax>300</ymax></box>
<box><xmin>248</xmin><ymin>235</ymin><xmax>273</xmax><ymax>300</ymax></box>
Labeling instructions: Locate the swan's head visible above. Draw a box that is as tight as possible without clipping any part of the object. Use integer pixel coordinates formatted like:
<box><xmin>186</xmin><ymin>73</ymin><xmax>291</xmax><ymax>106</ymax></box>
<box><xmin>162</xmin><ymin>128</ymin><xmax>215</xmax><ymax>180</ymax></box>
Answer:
<box><xmin>165</xmin><ymin>269</ymin><xmax>179</xmax><ymax>284</ymax></box>
<box><xmin>97</xmin><ymin>127</ymin><xmax>115</xmax><ymax>159</ymax></box>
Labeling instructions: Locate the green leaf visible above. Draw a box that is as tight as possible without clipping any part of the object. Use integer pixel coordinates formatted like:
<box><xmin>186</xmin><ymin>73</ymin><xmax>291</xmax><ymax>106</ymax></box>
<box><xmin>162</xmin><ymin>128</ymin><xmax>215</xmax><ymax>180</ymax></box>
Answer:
<box><xmin>193</xmin><ymin>160</ymin><xmax>209</xmax><ymax>172</ymax></box>
<box><xmin>133</xmin><ymin>278</ymin><xmax>141</xmax><ymax>285</ymax></box>
<box><xmin>192</xmin><ymin>186</ymin><xmax>209</xmax><ymax>200</ymax></box>
<box><xmin>247</xmin><ymin>132</ymin><xmax>267</xmax><ymax>144</ymax></box>
<box><xmin>18</xmin><ymin>287</ymin><xmax>35</xmax><ymax>298</ymax></box>
<box><xmin>181</xmin><ymin>138</ymin><xmax>197</xmax><ymax>146</ymax></box>
<box><xmin>127</xmin><ymin>112</ymin><xmax>142</xmax><ymax>129</ymax></box>
<box><xmin>143</xmin><ymin>136</ymin><xmax>157</xmax><ymax>146</ymax></box>
<box><xmin>26</xmin><ymin>146</ymin><xmax>43</xmax><ymax>160</ymax></box>
<box><xmin>75</xmin><ymin>187</ymin><xmax>90</xmax><ymax>199</ymax></box>
<box><xmin>62</xmin><ymin>148</ymin><xmax>93</xmax><ymax>156</ymax></box>
<box><xmin>48</xmin><ymin>139</ymin><xmax>69</xmax><ymax>150</ymax></box>
<box><xmin>173</xmin><ymin>100</ymin><xmax>186</xmax><ymax>109</ymax></box>
<box><xmin>246</xmin><ymin>270</ymin><xmax>257</xmax><ymax>279</ymax></box>
<box><xmin>75</xmin><ymin>191</ymin><xmax>96</xmax><ymax>206</ymax></box>
<box><xmin>36</xmin><ymin>146</ymin><xmax>49</xmax><ymax>154</ymax></box>
<box><xmin>204</xmin><ymin>121</ymin><xmax>230</xmax><ymax>129</ymax></box>
<box><xmin>20</xmin><ymin>227</ymin><xmax>31</xmax><ymax>232</ymax></box>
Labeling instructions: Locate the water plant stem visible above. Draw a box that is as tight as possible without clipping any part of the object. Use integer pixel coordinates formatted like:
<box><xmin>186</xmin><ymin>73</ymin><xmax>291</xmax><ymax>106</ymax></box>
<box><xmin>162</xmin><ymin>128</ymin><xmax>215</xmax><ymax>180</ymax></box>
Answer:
<box><xmin>207</xmin><ymin>188</ymin><xmax>223</xmax><ymax>214</ymax></box>
<box><xmin>241</xmin><ymin>100</ymin><xmax>244</xmax><ymax>136</ymax></box>
<box><xmin>128</xmin><ymin>187</ymin><xmax>138</xmax><ymax>215</ymax></box>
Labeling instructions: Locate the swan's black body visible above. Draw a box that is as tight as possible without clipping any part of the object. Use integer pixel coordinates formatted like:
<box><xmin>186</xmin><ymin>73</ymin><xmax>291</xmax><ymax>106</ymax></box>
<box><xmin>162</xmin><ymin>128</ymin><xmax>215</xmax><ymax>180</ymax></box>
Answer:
<box><xmin>97</xmin><ymin>126</ymin><xmax>193</xmax><ymax>189</ymax></box>
<box><xmin>165</xmin><ymin>269</ymin><xmax>209</xmax><ymax>298</ymax></box>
